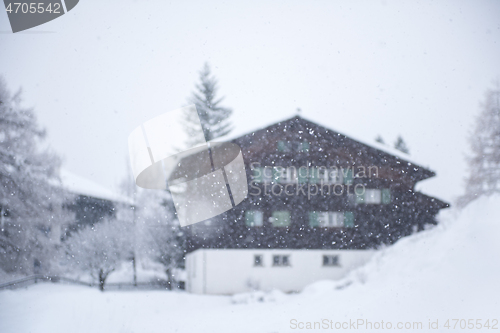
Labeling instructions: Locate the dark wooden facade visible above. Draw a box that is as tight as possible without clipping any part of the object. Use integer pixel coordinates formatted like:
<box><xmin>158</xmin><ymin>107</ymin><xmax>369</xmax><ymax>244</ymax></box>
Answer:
<box><xmin>61</xmin><ymin>195</ymin><xmax>116</xmax><ymax>240</ymax></box>
<box><xmin>185</xmin><ymin>116</ymin><xmax>448</xmax><ymax>251</ymax></box>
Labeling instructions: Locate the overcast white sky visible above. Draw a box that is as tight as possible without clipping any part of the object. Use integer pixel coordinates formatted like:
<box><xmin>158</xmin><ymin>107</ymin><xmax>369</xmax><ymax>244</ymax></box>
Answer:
<box><xmin>1</xmin><ymin>0</ymin><xmax>499</xmax><ymax>203</ymax></box>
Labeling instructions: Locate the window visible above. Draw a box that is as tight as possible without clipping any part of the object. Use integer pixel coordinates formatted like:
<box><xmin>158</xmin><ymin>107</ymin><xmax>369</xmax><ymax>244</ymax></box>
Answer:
<box><xmin>343</xmin><ymin>169</ymin><xmax>353</xmax><ymax>185</ymax></box>
<box><xmin>253</xmin><ymin>166</ymin><xmax>297</xmax><ymax>184</ymax></box>
<box><xmin>355</xmin><ymin>188</ymin><xmax>391</xmax><ymax>204</ymax></box>
<box><xmin>273</xmin><ymin>255</ymin><xmax>290</xmax><ymax>266</ymax></box>
<box><xmin>309</xmin><ymin>211</ymin><xmax>325</xmax><ymax>227</ymax></box>
<box><xmin>365</xmin><ymin>189</ymin><xmax>382</xmax><ymax>204</ymax></box>
<box><xmin>271</xmin><ymin>211</ymin><xmax>291</xmax><ymax>227</ymax></box>
<box><xmin>253</xmin><ymin>166</ymin><xmax>355</xmax><ymax>186</ymax></box>
<box><xmin>272</xmin><ymin>166</ymin><xmax>285</xmax><ymax>183</ymax></box>
<box><xmin>309</xmin><ymin>167</ymin><xmax>319</xmax><ymax>183</ymax></box>
<box><xmin>278</xmin><ymin>141</ymin><xmax>309</xmax><ymax>152</ymax></box>
<box><xmin>297</xmin><ymin>167</ymin><xmax>309</xmax><ymax>183</ymax></box>
<box><xmin>252</xmin><ymin>167</ymin><xmax>263</xmax><ymax>183</ymax></box>
<box><xmin>254</xmin><ymin>255</ymin><xmax>263</xmax><ymax>267</ymax></box>
<box><xmin>329</xmin><ymin>168</ymin><xmax>343</xmax><ymax>184</ymax></box>
<box><xmin>343</xmin><ymin>211</ymin><xmax>354</xmax><ymax>227</ymax></box>
<box><xmin>277</xmin><ymin>141</ymin><xmax>292</xmax><ymax>152</ymax></box>
<box><xmin>298</xmin><ymin>167</ymin><xmax>344</xmax><ymax>184</ymax></box>
<box><xmin>309</xmin><ymin>211</ymin><xmax>344</xmax><ymax>227</ymax></box>
<box><xmin>355</xmin><ymin>190</ymin><xmax>365</xmax><ymax>204</ymax></box>
<box><xmin>284</xmin><ymin>167</ymin><xmax>297</xmax><ymax>183</ymax></box>
<box><xmin>323</xmin><ymin>255</ymin><xmax>340</xmax><ymax>266</ymax></box>
<box><xmin>262</xmin><ymin>167</ymin><xmax>273</xmax><ymax>183</ymax></box>
<box><xmin>298</xmin><ymin>141</ymin><xmax>309</xmax><ymax>152</ymax></box>
<box><xmin>329</xmin><ymin>212</ymin><xmax>344</xmax><ymax>227</ymax></box>
<box><xmin>316</xmin><ymin>167</ymin><xmax>329</xmax><ymax>184</ymax></box>
<box><xmin>381</xmin><ymin>188</ymin><xmax>391</xmax><ymax>204</ymax></box>
<box><xmin>245</xmin><ymin>210</ymin><xmax>263</xmax><ymax>227</ymax></box>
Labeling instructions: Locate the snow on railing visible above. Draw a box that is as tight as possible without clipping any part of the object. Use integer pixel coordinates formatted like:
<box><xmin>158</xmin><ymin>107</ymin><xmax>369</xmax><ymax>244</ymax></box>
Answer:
<box><xmin>0</xmin><ymin>275</ymin><xmax>181</xmax><ymax>291</ymax></box>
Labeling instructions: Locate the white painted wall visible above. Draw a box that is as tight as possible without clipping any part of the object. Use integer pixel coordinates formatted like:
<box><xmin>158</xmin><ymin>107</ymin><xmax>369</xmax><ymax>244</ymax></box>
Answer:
<box><xmin>185</xmin><ymin>249</ymin><xmax>374</xmax><ymax>295</ymax></box>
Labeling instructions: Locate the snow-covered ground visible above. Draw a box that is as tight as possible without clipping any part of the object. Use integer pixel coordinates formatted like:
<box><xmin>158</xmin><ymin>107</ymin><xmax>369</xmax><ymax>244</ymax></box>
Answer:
<box><xmin>1</xmin><ymin>196</ymin><xmax>499</xmax><ymax>333</ymax></box>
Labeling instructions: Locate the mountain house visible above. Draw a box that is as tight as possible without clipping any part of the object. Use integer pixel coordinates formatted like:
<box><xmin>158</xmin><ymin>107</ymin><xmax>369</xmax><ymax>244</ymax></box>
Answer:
<box><xmin>57</xmin><ymin>169</ymin><xmax>133</xmax><ymax>240</ymax></box>
<box><xmin>183</xmin><ymin>116</ymin><xmax>449</xmax><ymax>294</ymax></box>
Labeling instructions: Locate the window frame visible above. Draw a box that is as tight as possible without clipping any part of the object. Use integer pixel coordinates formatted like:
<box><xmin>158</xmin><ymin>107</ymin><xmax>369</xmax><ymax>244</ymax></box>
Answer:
<box><xmin>309</xmin><ymin>211</ymin><xmax>345</xmax><ymax>228</ymax></box>
<box><xmin>329</xmin><ymin>212</ymin><xmax>344</xmax><ymax>227</ymax></box>
<box><xmin>329</xmin><ymin>168</ymin><xmax>343</xmax><ymax>184</ymax></box>
<box><xmin>364</xmin><ymin>189</ymin><xmax>382</xmax><ymax>204</ymax></box>
<box><xmin>381</xmin><ymin>188</ymin><xmax>391</xmax><ymax>204</ymax></box>
<box><xmin>316</xmin><ymin>166</ymin><xmax>329</xmax><ymax>184</ymax></box>
<box><xmin>343</xmin><ymin>211</ymin><xmax>354</xmax><ymax>227</ymax></box>
<box><xmin>285</xmin><ymin>167</ymin><xmax>297</xmax><ymax>183</ymax></box>
<box><xmin>272</xmin><ymin>255</ymin><xmax>291</xmax><ymax>267</ymax></box>
<box><xmin>245</xmin><ymin>210</ymin><xmax>263</xmax><ymax>227</ymax></box>
<box><xmin>277</xmin><ymin>141</ymin><xmax>292</xmax><ymax>152</ymax></box>
<box><xmin>254</xmin><ymin>254</ymin><xmax>263</xmax><ymax>267</ymax></box>
<box><xmin>309</xmin><ymin>167</ymin><xmax>320</xmax><ymax>183</ymax></box>
<box><xmin>262</xmin><ymin>166</ymin><xmax>273</xmax><ymax>183</ymax></box>
<box><xmin>252</xmin><ymin>167</ymin><xmax>263</xmax><ymax>183</ymax></box>
<box><xmin>272</xmin><ymin>166</ymin><xmax>285</xmax><ymax>183</ymax></box>
<box><xmin>355</xmin><ymin>188</ymin><xmax>391</xmax><ymax>205</ymax></box>
<box><xmin>343</xmin><ymin>168</ymin><xmax>353</xmax><ymax>185</ymax></box>
<box><xmin>298</xmin><ymin>141</ymin><xmax>310</xmax><ymax>152</ymax></box>
<box><xmin>322</xmin><ymin>255</ymin><xmax>340</xmax><ymax>267</ymax></box>
<box><xmin>271</xmin><ymin>210</ymin><xmax>291</xmax><ymax>227</ymax></box>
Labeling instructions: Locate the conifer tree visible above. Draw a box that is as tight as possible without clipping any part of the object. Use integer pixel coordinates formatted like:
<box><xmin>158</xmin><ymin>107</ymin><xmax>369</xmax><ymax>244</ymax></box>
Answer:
<box><xmin>184</xmin><ymin>63</ymin><xmax>233</xmax><ymax>146</ymax></box>
<box><xmin>459</xmin><ymin>85</ymin><xmax>500</xmax><ymax>206</ymax></box>
<box><xmin>0</xmin><ymin>76</ymin><xmax>65</xmax><ymax>274</ymax></box>
<box><xmin>394</xmin><ymin>135</ymin><xmax>410</xmax><ymax>154</ymax></box>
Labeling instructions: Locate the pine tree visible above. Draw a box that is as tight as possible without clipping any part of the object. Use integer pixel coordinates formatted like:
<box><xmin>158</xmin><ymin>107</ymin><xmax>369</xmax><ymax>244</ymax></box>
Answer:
<box><xmin>0</xmin><ymin>76</ymin><xmax>66</xmax><ymax>275</ymax></box>
<box><xmin>459</xmin><ymin>85</ymin><xmax>500</xmax><ymax>207</ymax></box>
<box><xmin>184</xmin><ymin>63</ymin><xmax>233</xmax><ymax>146</ymax></box>
<box><xmin>394</xmin><ymin>135</ymin><xmax>410</xmax><ymax>154</ymax></box>
<box><xmin>375</xmin><ymin>135</ymin><xmax>385</xmax><ymax>145</ymax></box>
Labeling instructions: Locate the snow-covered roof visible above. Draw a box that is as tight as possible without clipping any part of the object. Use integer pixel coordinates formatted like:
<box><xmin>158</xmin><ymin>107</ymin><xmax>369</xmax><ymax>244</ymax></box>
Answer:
<box><xmin>59</xmin><ymin>169</ymin><xmax>133</xmax><ymax>205</ymax></box>
<box><xmin>213</xmin><ymin>115</ymin><xmax>432</xmax><ymax>172</ymax></box>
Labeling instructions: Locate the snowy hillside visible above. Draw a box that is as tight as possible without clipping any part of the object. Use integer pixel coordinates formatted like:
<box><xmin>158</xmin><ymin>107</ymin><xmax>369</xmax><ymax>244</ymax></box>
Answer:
<box><xmin>1</xmin><ymin>196</ymin><xmax>499</xmax><ymax>333</ymax></box>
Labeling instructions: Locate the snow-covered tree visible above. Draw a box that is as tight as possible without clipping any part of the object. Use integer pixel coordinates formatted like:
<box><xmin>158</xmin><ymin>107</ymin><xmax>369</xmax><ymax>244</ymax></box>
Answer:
<box><xmin>119</xmin><ymin>161</ymin><xmax>184</xmax><ymax>287</ymax></box>
<box><xmin>117</xmin><ymin>163</ymin><xmax>139</xmax><ymax>285</ymax></box>
<box><xmin>0</xmin><ymin>76</ymin><xmax>66</xmax><ymax>275</ymax></box>
<box><xmin>135</xmin><ymin>188</ymin><xmax>184</xmax><ymax>288</ymax></box>
<box><xmin>459</xmin><ymin>85</ymin><xmax>500</xmax><ymax>207</ymax></box>
<box><xmin>62</xmin><ymin>219</ymin><xmax>131</xmax><ymax>291</ymax></box>
<box><xmin>145</xmin><ymin>222</ymin><xmax>184</xmax><ymax>288</ymax></box>
<box><xmin>394</xmin><ymin>135</ymin><xmax>410</xmax><ymax>154</ymax></box>
<box><xmin>184</xmin><ymin>63</ymin><xmax>233</xmax><ymax>145</ymax></box>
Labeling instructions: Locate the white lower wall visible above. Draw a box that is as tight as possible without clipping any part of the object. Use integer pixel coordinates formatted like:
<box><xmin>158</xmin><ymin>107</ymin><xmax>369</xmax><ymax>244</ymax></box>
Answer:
<box><xmin>186</xmin><ymin>249</ymin><xmax>374</xmax><ymax>295</ymax></box>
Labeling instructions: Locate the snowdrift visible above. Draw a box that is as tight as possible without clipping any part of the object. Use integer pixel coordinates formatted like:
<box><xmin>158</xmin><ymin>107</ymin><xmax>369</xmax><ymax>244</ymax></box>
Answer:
<box><xmin>1</xmin><ymin>195</ymin><xmax>499</xmax><ymax>333</ymax></box>
<box><xmin>298</xmin><ymin>194</ymin><xmax>500</xmax><ymax>322</ymax></box>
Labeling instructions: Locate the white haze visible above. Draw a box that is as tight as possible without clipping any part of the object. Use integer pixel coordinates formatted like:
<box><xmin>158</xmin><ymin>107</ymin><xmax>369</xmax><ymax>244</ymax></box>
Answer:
<box><xmin>0</xmin><ymin>0</ymin><xmax>499</xmax><ymax>203</ymax></box>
